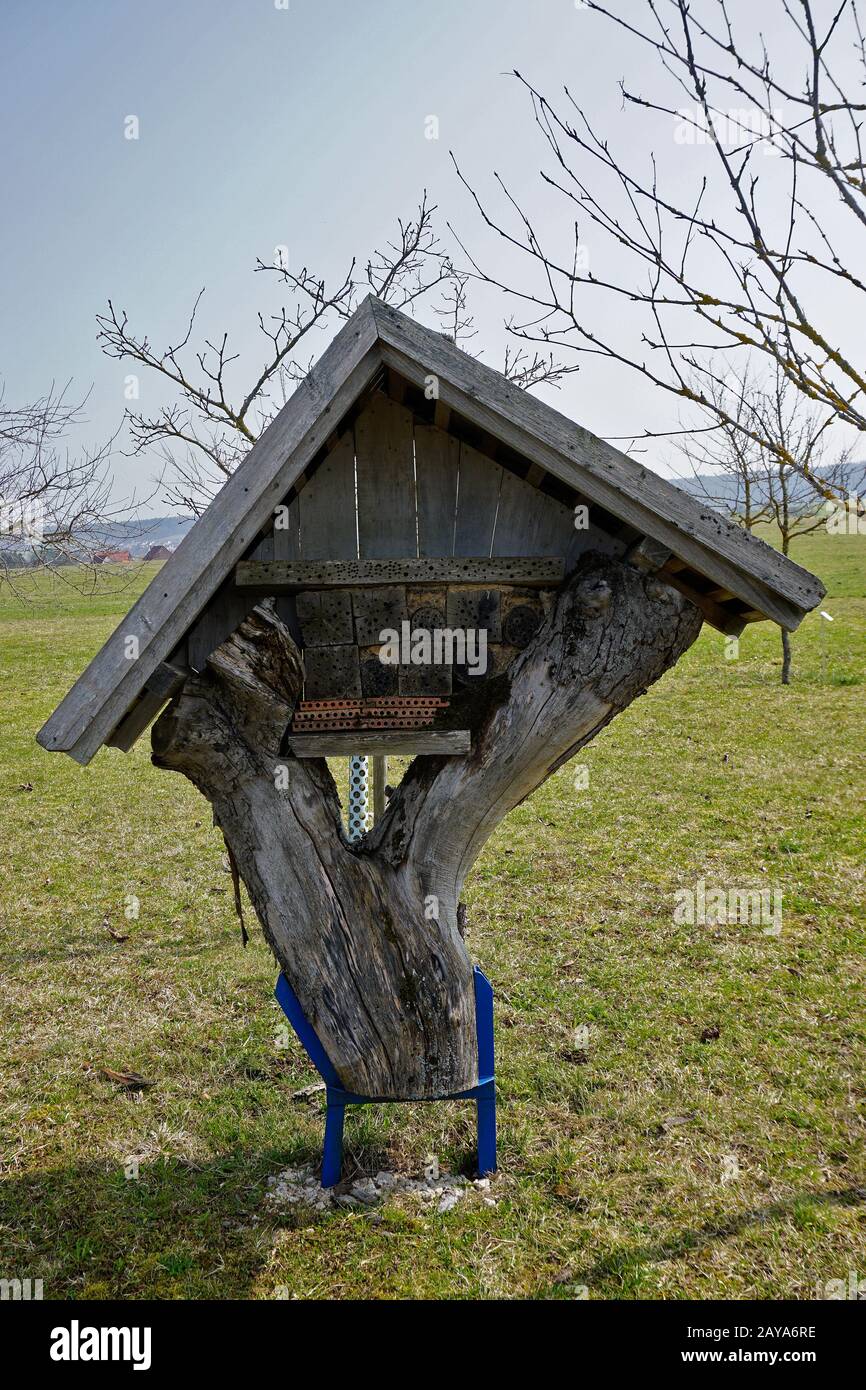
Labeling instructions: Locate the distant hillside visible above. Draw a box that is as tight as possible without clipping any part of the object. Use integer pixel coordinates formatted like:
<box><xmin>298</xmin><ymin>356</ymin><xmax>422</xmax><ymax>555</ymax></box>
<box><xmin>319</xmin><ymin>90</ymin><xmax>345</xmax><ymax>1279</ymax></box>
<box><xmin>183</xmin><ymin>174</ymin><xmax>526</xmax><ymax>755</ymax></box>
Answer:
<box><xmin>89</xmin><ymin>515</ymin><xmax>197</xmax><ymax>556</ymax></box>
<box><xmin>0</xmin><ymin>514</ymin><xmax>196</xmax><ymax>566</ymax></box>
<box><xmin>675</xmin><ymin>460</ymin><xmax>866</xmax><ymax>513</ymax></box>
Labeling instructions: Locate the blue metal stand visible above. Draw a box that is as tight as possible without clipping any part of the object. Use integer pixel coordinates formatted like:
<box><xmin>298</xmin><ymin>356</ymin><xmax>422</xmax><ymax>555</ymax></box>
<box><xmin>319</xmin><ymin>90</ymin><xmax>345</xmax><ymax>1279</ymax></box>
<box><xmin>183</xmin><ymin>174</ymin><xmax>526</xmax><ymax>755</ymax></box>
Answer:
<box><xmin>275</xmin><ymin>966</ymin><xmax>496</xmax><ymax>1187</ymax></box>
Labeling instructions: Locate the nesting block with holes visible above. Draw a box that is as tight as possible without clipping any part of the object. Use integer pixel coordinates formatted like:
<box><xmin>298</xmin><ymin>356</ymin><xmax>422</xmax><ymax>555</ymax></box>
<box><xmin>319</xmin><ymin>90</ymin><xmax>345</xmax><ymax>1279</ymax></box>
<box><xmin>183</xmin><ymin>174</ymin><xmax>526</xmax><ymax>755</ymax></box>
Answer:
<box><xmin>351</xmin><ymin>586</ymin><xmax>407</xmax><ymax>645</ymax></box>
<box><xmin>302</xmin><ymin>644</ymin><xmax>362</xmax><ymax>700</ymax></box>
<box><xmin>398</xmin><ymin>662</ymin><xmax>453</xmax><ymax>697</ymax></box>
<box><xmin>292</xmin><ymin>575</ymin><xmax>549</xmax><ymax>711</ymax></box>
<box><xmin>294</xmin><ymin>589</ymin><xmax>354</xmax><ymax>646</ymax></box>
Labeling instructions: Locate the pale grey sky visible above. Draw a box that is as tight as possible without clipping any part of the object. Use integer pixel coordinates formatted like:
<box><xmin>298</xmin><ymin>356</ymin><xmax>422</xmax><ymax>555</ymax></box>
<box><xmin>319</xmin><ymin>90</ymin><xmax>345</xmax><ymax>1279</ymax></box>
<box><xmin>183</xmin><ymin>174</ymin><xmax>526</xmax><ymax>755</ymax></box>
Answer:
<box><xmin>1</xmin><ymin>0</ymin><xmax>859</xmax><ymax>510</ymax></box>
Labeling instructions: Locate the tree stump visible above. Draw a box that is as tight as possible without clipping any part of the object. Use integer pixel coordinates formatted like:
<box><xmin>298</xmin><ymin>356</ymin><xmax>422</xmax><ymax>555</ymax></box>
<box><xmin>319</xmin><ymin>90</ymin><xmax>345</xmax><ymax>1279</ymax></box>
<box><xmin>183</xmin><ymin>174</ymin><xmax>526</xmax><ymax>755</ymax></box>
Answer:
<box><xmin>151</xmin><ymin>553</ymin><xmax>702</xmax><ymax>1099</ymax></box>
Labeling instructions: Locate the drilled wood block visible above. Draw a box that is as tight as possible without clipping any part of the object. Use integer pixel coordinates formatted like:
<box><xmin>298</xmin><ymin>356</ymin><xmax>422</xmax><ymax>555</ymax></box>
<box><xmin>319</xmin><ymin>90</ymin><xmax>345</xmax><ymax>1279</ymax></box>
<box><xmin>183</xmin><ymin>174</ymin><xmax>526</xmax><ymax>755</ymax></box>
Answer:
<box><xmin>303</xmin><ymin>644</ymin><xmax>362</xmax><ymax>700</ymax></box>
<box><xmin>446</xmin><ymin>587</ymin><xmax>502</xmax><ymax>641</ymax></box>
<box><xmin>454</xmin><ymin>644</ymin><xmax>502</xmax><ymax>685</ymax></box>
<box><xmin>410</xmin><ymin>602</ymin><xmax>447</xmax><ymax>632</ymax></box>
<box><xmin>399</xmin><ymin>663</ymin><xmax>453</xmax><ymax>697</ymax></box>
<box><xmin>295</xmin><ymin>589</ymin><xmax>354</xmax><ymax>646</ymax></box>
<box><xmin>406</xmin><ymin>584</ymin><xmax>447</xmax><ymax>620</ymax></box>
<box><xmin>236</xmin><ymin>557</ymin><xmax>566</xmax><ymax>589</ymax></box>
<box><xmin>503</xmin><ymin>602</ymin><xmax>543</xmax><ymax>648</ymax></box>
<box><xmin>360</xmin><ymin>651</ymin><xmax>399</xmax><ymax>697</ymax></box>
<box><xmin>288</xmin><ymin>729</ymin><xmax>471</xmax><ymax>758</ymax></box>
<box><xmin>352</xmin><ymin>586</ymin><xmax>408</xmax><ymax>645</ymax></box>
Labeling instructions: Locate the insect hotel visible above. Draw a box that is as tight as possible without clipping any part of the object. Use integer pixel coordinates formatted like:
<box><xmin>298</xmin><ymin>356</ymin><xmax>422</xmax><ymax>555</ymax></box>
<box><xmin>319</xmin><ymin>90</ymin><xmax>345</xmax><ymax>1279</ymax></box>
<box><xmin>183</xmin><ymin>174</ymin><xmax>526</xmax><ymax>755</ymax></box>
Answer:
<box><xmin>39</xmin><ymin>298</ymin><xmax>825</xmax><ymax>1185</ymax></box>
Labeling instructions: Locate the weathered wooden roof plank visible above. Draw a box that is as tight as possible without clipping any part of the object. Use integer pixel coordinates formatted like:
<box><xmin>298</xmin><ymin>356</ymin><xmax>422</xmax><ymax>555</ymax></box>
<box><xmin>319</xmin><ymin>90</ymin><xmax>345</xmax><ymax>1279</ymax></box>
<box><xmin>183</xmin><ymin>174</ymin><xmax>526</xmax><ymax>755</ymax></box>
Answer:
<box><xmin>376</xmin><ymin>338</ymin><xmax>808</xmax><ymax>632</ymax></box>
<box><xmin>37</xmin><ymin>304</ymin><xmax>381</xmax><ymax>762</ymax></box>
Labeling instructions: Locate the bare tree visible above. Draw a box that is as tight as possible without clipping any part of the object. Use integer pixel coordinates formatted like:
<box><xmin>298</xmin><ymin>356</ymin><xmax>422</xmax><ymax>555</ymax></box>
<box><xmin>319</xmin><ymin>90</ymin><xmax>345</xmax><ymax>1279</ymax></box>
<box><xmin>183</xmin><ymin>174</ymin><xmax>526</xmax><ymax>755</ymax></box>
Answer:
<box><xmin>753</xmin><ymin>368</ymin><xmax>850</xmax><ymax>680</ymax></box>
<box><xmin>96</xmin><ymin>194</ymin><xmax>460</xmax><ymax>513</ymax></box>
<box><xmin>97</xmin><ymin>194</ymin><xmax>577</xmax><ymax>513</ymax></box>
<box><xmin>677</xmin><ymin>361</ymin><xmax>850</xmax><ymax>681</ymax></box>
<box><xmin>0</xmin><ymin>384</ymin><xmax>141</xmax><ymax>597</ymax></box>
<box><xmin>452</xmin><ymin>0</ymin><xmax>866</xmax><ymax>504</ymax></box>
<box><xmin>674</xmin><ymin>364</ymin><xmax>774</xmax><ymax>529</ymax></box>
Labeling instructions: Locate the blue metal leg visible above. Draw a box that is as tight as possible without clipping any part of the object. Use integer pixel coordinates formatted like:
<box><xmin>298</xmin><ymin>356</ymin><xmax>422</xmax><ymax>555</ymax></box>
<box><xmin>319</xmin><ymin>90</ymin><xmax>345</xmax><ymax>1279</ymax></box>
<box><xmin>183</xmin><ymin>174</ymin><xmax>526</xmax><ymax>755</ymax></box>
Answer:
<box><xmin>322</xmin><ymin>1100</ymin><xmax>345</xmax><ymax>1187</ymax></box>
<box><xmin>275</xmin><ymin>967</ymin><xmax>498</xmax><ymax>1187</ymax></box>
<box><xmin>476</xmin><ymin>1082</ymin><xmax>497</xmax><ymax>1177</ymax></box>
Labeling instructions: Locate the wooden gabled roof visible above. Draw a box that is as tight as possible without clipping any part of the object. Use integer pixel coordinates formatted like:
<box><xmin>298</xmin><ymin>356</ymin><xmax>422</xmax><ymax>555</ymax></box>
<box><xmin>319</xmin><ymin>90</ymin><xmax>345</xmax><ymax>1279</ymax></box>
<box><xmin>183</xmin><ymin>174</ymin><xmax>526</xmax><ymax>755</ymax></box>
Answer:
<box><xmin>38</xmin><ymin>295</ymin><xmax>824</xmax><ymax>765</ymax></box>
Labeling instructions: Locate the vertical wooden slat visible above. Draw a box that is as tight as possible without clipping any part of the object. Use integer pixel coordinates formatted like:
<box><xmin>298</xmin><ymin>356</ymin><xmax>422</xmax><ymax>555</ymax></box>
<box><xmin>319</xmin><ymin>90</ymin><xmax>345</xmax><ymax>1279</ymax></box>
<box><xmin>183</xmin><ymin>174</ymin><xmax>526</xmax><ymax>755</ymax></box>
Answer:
<box><xmin>414</xmin><ymin>422</ymin><xmax>459</xmax><ymax>557</ymax></box>
<box><xmin>272</xmin><ymin>493</ymin><xmax>301</xmax><ymax>637</ymax></box>
<box><xmin>250</xmin><ymin>535</ymin><xmax>274</xmax><ymax>562</ymax></box>
<box><xmin>186</xmin><ymin>582</ymin><xmax>260</xmax><ymax>672</ymax></box>
<box><xmin>299</xmin><ymin>433</ymin><xmax>358</xmax><ymax>561</ymax></box>
<box><xmin>453</xmin><ymin>443</ymin><xmax>503</xmax><ymax>557</ymax></box>
<box><xmin>355</xmin><ymin>393</ymin><xmax>416</xmax><ymax>558</ymax></box>
<box><xmin>372</xmin><ymin>755</ymin><xmax>387</xmax><ymax>822</ymax></box>
<box><xmin>491</xmin><ymin>469</ymin><xmax>576</xmax><ymax>557</ymax></box>
<box><xmin>273</xmin><ymin>494</ymin><xmax>300</xmax><ymax>563</ymax></box>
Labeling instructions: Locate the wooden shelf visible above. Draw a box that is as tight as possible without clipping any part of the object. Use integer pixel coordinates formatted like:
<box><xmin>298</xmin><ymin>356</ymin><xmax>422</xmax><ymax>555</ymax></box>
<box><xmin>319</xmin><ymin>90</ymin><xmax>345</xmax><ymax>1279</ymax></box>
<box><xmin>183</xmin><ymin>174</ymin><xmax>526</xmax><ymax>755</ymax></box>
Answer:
<box><xmin>287</xmin><ymin>730</ymin><xmax>470</xmax><ymax>758</ymax></box>
<box><xmin>236</xmin><ymin>556</ymin><xmax>564</xmax><ymax>590</ymax></box>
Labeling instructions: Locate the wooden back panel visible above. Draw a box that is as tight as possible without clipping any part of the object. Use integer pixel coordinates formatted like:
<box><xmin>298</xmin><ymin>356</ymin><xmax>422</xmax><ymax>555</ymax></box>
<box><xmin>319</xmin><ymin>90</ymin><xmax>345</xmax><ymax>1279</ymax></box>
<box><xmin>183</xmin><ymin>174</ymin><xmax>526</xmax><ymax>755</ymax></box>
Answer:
<box><xmin>249</xmin><ymin>394</ymin><xmax>616</xmax><ymax>568</ymax></box>
<box><xmin>355</xmin><ymin>393</ymin><xmax>416</xmax><ymax>559</ymax></box>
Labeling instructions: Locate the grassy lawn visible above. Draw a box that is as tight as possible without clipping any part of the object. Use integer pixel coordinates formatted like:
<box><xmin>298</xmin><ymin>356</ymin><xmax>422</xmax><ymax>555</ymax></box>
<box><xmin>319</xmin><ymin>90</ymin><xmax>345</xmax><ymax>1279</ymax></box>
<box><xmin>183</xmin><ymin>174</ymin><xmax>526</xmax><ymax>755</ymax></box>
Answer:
<box><xmin>1</xmin><ymin>535</ymin><xmax>864</xmax><ymax>1301</ymax></box>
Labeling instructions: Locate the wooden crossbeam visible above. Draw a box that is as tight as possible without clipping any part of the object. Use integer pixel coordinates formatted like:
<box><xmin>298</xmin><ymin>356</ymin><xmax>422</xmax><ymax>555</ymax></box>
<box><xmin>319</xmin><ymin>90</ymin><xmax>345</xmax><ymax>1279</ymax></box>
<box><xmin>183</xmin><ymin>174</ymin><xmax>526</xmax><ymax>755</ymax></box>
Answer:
<box><xmin>236</xmin><ymin>556</ymin><xmax>565</xmax><ymax>590</ymax></box>
<box><xmin>658</xmin><ymin>566</ymin><xmax>746</xmax><ymax>635</ymax></box>
<box><xmin>626</xmin><ymin>536</ymin><xmax>673</xmax><ymax>574</ymax></box>
<box><xmin>105</xmin><ymin>660</ymin><xmax>187</xmax><ymax>752</ymax></box>
<box><xmin>288</xmin><ymin>730</ymin><xmax>471</xmax><ymax>758</ymax></box>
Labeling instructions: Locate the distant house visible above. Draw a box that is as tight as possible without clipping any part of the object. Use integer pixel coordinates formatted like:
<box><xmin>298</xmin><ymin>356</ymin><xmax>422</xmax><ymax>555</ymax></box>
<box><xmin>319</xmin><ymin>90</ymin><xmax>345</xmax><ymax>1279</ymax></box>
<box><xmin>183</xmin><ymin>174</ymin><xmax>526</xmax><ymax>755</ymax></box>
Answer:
<box><xmin>93</xmin><ymin>550</ymin><xmax>132</xmax><ymax>564</ymax></box>
<box><xmin>143</xmin><ymin>544</ymin><xmax>172</xmax><ymax>562</ymax></box>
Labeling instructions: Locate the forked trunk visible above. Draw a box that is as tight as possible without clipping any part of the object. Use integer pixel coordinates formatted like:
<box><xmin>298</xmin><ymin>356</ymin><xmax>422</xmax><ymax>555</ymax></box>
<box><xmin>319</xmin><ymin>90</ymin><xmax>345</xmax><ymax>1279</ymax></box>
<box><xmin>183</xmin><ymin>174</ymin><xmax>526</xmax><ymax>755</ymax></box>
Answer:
<box><xmin>151</xmin><ymin>555</ymin><xmax>702</xmax><ymax>1098</ymax></box>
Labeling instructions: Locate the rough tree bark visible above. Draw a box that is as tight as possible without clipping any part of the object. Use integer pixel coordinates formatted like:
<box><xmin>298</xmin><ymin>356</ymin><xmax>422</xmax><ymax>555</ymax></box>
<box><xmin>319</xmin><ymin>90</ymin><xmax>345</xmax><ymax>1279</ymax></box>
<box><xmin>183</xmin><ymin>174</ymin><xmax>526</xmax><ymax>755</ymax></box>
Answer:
<box><xmin>780</xmin><ymin>627</ymin><xmax>793</xmax><ymax>685</ymax></box>
<box><xmin>151</xmin><ymin>553</ymin><xmax>703</xmax><ymax>1099</ymax></box>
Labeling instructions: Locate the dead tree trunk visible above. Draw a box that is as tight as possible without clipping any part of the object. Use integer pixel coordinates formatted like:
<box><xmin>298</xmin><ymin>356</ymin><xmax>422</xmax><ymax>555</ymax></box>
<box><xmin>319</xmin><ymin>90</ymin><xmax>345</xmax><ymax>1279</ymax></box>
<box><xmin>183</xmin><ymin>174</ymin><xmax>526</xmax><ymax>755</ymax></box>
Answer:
<box><xmin>151</xmin><ymin>554</ymin><xmax>702</xmax><ymax>1099</ymax></box>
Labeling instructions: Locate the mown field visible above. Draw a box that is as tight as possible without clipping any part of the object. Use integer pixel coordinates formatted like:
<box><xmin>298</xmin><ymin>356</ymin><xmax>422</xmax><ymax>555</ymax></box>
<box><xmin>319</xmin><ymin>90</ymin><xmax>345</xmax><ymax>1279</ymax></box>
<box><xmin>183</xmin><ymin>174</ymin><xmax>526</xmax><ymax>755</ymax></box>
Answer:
<box><xmin>1</xmin><ymin>529</ymin><xmax>864</xmax><ymax>1300</ymax></box>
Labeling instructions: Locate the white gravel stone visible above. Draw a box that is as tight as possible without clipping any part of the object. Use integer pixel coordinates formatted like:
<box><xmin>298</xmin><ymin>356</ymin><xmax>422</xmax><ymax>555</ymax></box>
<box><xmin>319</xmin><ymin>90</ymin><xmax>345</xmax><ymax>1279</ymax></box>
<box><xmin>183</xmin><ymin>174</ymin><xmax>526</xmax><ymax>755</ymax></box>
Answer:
<box><xmin>265</xmin><ymin>1163</ymin><xmax>496</xmax><ymax>1216</ymax></box>
<box><xmin>437</xmin><ymin>1189</ymin><xmax>464</xmax><ymax>1213</ymax></box>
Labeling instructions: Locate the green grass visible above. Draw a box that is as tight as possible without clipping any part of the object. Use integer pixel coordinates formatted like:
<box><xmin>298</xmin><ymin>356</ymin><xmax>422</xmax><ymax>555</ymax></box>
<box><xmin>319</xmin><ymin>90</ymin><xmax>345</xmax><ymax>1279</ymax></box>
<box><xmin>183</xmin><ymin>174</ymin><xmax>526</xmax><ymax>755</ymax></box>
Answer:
<box><xmin>1</xmin><ymin>538</ymin><xmax>864</xmax><ymax>1300</ymax></box>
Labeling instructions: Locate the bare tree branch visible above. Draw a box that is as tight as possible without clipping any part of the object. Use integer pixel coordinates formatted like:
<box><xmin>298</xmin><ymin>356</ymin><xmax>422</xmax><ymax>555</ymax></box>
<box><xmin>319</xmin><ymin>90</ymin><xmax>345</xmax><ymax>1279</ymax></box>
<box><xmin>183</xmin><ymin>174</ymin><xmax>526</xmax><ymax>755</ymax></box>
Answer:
<box><xmin>0</xmin><ymin>384</ymin><xmax>152</xmax><ymax>597</ymax></box>
<box><xmin>453</xmin><ymin>1</ymin><xmax>866</xmax><ymax>500</ymax></box>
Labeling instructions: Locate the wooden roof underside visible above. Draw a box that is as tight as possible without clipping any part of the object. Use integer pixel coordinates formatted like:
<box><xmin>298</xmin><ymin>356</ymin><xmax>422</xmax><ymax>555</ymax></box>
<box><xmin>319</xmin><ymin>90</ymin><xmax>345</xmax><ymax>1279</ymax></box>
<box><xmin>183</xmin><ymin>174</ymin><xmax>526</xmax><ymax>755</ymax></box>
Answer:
<box><xmin>38</xmin><ymin>296</ymin><xmax>825</xmax><ymax>765</ymax></box>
